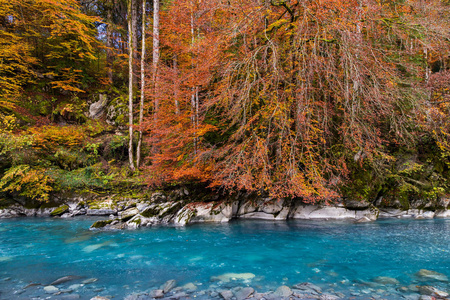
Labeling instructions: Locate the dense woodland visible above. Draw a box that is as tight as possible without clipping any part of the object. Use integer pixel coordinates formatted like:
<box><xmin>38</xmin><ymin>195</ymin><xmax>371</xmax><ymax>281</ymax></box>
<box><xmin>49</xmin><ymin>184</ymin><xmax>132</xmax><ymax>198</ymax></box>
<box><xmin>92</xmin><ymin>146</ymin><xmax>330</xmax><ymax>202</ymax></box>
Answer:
<box><xmin>0</xmin><ymin>0</ymin><xmax>449</xmax><ymax>207</ymax></box>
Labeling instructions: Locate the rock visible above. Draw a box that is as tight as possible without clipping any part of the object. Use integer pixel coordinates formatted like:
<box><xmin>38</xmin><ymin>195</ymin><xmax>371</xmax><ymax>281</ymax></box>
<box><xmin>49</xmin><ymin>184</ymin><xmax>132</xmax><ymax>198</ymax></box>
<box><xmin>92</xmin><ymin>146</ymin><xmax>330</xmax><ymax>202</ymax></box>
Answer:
<box><xmin>418</xmin><ymin>285</ymin><xmax>449</xmax><ymax>298</ymax></box>
<box><xmin>416</xmin><ymin>269</ymin><xmax>448</xmax><ymax>282</ymax></box>
<box><xmin>373</xmin><ymin>276</ymin><xmax>400</xmax><ymax>285</ymax></box>
<box><xmin>290</xmin><ymin>205</ymin><xmax>357</xmax><ymax>220</ymax></box>
<box><xmin>355</xmin><ymin>216</ymin><xmax>374</xmax><ymax>223</ymax></box>
<box><xmin>292</xmin><ymin>282</ymin><xmax>322</xmax><ymax>294</ymax></box>
<box><xmin>50</xmin><ymin>275</ymin><xmax>82</xmax><ymax>285</ymax></box>
<box><xmin>378</xmin><ymin>209</ymin><xmax>408</xmax><ymax>218</ymax></box>
<box><xmin>90</xmin><ymin>297</ymin><xmax>110</xmax><ymax>300</ymax></box>
<box><xmin>90</xmin><ymin>220</ymin><xmax>113</xmax><ymax>229</ymax></box>
<box><xmin>119</xmin><ymin>207</ymin><xmax>139</xmax><ymax>221</ymax></box>
<box><xmin>50</xmin><ymin>205</ymin><xmax>69</xmax><ymax>216</ymax></box>
<box><xmin>44</xmin><ymin>285</ymin><xmax>59</xmax><ymax>294</ymax></box>
<box><xmin>320</xmin><ymin>294</ymin><xmax>341</xmax><ymax>300</ymax></box>
<box><xmin>422</xmin><ymin>211</ymin><xmax>435</xmax><ymax>219</ymax></box>
<box><xmin>182</xmin><ymin>282</ymin><xmax>197</xmax><ymax>291</ymax></box>
<box><xmin>435</xmin><ymin>210</ymin><xmax>450</xmax><ymax>218</ymax></box>
<box><xmin>344</xmin><ymin>199</ymin><xmax>371</xmax><ymax>210</ymax></box>
<box><xmin>161</xmin><ymin>279</ymin><xmax>177</xmax><ymax>293</ymax></box>
<box><xmin>82</xmin><ymin>278</ymin><xmax>98</xmax><ymax>284</ymax></box>
<box><xmin>86</xmin><ymin>209</ymin><xmax>116</xmax><ymax>216</ymax></box>
<box><xmin>148</xmin><ymin>289</ymin><xmax>164</xmax><ymax>298</ymax></box>
<box><xmin>136</xmin><ymin>202</ymin><xmax>150</xmax><ymax>212</ymax></box>
<box><xmin>167</xmin><ymin>292</ymin><xmax>188</xmax><ymax>299</ymax></box>
<box><xmin>211</xmin><ymin>272</ymin><xmax>256</xmax><ymax>283</ymax></box>
<box><xmin>274</xmin><ymin>285</ymin><xmax>293</xmax><ymax>297</ymax></box>
<box><xmin>220</xmin><ymin>290</ymin><xmax>233</xmax><ymax>300</ymax></box>
<box><xmin>62</xmin><ymin>294</ymin><xmax>81</xmax><ymax>299</ymax></box>
<box><xmin>234</xmin><ymin>287</ymin><xmax>254</xmax><ymax>300</ymax></box>
<box><xmin>175</xmin><ymin>202</ymin><xmax>232</xmax><ymax>225</ymax></box>
<box><xmin>419</xmin><ymin>296</ymin><xmax>434</xmax><ymax>300</ymax></box>
<box><xmin>89</xmin><ymin>94</ymin><xmax>108</xmax><ymax>119</ymax></box>
<box><xmin>68</xmin><ymin>284</ymin><xmax>83</xmax><ymax>290</ymax></box>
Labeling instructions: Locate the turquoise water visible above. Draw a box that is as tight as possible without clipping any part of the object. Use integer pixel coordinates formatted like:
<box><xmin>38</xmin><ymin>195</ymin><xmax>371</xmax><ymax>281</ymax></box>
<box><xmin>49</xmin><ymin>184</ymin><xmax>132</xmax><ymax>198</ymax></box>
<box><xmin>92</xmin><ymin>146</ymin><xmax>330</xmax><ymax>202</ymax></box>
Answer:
<box><xmin>0</xmin><ymin>217</ymin><xmax>449</xmax><ymax>299</ymax></box>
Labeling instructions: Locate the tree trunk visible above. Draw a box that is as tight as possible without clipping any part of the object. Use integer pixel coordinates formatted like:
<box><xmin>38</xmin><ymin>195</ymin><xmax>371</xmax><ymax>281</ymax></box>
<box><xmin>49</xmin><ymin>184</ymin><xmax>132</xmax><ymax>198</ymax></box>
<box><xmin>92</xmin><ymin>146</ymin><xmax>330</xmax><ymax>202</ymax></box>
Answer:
<box><xmin>132</xmin><ymin>0</ymin><xmax>139</xmax><ymax>87</ymax></box>
<box><xmin>128</xmin><ymin>0</ymin><xmax>135</xmax><ymax>171</ymax></box>
<box><xmin>173</xmin><ymin>55</ymin><xmax>180</xmax><ymax>115</ymax></box>
<box><xmin>137</xmin><ymin>0</ymin><xmax>146</xmax><ymax>168</ymax></box>
<box><xmin>106</xmin><ymin>0</ymin><xmax>114</xmax><ymax>84</ymax></box>
<box><xmin>153</xmin><ymin>0</ymin><xmax>160</xmax><ymax>118</ymax></box>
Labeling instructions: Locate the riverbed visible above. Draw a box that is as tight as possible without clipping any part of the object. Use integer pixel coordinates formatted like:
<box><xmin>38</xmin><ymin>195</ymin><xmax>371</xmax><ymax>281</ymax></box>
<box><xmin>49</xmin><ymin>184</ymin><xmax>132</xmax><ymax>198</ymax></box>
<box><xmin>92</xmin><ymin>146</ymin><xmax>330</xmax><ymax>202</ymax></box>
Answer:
<box><xmin>0</xmin><ymin>217</ymin><xmax>449</xmax><ymax>299</ymax></box>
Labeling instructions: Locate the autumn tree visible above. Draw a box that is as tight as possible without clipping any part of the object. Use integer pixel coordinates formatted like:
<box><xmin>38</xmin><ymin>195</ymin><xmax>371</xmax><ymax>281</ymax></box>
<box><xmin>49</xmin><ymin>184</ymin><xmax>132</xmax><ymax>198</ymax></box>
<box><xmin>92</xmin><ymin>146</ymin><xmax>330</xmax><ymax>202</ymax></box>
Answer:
<box><xmin>145</xmin><ymin>0</ymin><xmax>450</xmax><ymax>202</ymax></box>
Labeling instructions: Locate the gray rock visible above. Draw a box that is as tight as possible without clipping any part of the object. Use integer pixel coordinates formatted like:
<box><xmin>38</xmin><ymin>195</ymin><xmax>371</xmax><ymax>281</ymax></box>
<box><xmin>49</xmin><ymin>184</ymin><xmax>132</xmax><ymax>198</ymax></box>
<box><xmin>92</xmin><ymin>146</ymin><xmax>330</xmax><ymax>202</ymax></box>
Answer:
<box><xmin>435</xmin><ymin>210</ymin><xmax>450</xmax><ymax>218</ymax></box>
<box><xmin>89</xmin><ymin>94</ymin><xmax>108</xmax><ymax>119</ymax></box>
<box><xmin>82</xmin><ymin>278</ymin><xmax>98</xmax><ymax>284</ymax></box>
<box><xmin>44</xmin><ymin>285</ymin><xmax>59</xmax><ymax>294</ymax></box>
<box><xmin>320</xmin><ymin>293</ymin><xmax>341</xmax><ymax>300</ymax></box>
<box><xmin>50</xmin><ymin>275</ymin><xmax>82</xmax><ymax>285</ymax></box>
<box><xmin>182</xmin><ymin>282</ymin><xmax>197</xmax><ymax>292</ymax></box>
<box><xmin>234</xmin><ymin>287</ymin><xmax>254</xmax><ymax>300</ymax></box>
<box><xmin>119</xmin><ymin>207</ymin><xmax>139</xmax><ymax>221</ymax></box>
<box><xmin>148</xmin><ymin>289</ymin><xmax>164</xmax><ymax>298</ymax></box>
<box><xmin>90</xmin><ymin>297</ymin><xmax>110</xmax><ymax>300</ymax></box>
<box><xmin>274</xmin><ymin>285</ymin><xmax>293</xmax><ymax>297</ymax></box>
<box><xmin>416</xmin><ymin>269</ymin><xmax>448</xmax><ymax>282</ymax></box>
<box><xmin>61</xmin><ymin>295</ymin><xmax>81</xmax><ymax>300</ymax></box>
<box><xmin>418</xmin><ymin>285</ymin><xmax>448</xmax><ymax>298</ymax></box>
<box><xmin>292</xmin><ymin>282</ymin><xmax>322</xmax><ymax>294</ymax></box>
<box><xmin>220</xmin><ymin>290</ymin><xmax>233</xmax><ymax>300</ymax></box>
<box><xmin>86</xmin><ymin>209</ymin><xmax>116</xmax><ymax>216</ymax></box>
<box><xmin>373</xmin><ymin>276</ymin><xmax>400</xmax><ymax>285</ymax></box>
<box><xmin>419</xmin><ymin>296</ymin><xmax>434</xmax><ymax>300</ymax></box>
<box><xmin>344</xmin><ymin>199</ymin><xmax>371</xmax><ymax>210</ymax></box>
<box><xmin>167</xmin><ymin>292</ymin><xmax>188</xmax><ymax>299</ymax></box>
<box><xmin>161</xmin><ymin>279</ymin><xmax>177</xmax><ymax>293</ymax></box>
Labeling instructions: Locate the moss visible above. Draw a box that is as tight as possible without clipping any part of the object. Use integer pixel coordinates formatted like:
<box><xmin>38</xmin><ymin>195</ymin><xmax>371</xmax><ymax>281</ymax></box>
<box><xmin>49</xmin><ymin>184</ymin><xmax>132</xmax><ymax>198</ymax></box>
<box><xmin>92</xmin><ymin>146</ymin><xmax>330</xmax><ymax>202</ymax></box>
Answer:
<box><xmin>141</xmin><ymin>207</ymin><xmax>159</xmax><ymax>218</ymax></box>
<box><xmin>50</xmin><ymin>204</ymin><xmax>69</xmax><ymax>216</ymax></box>
<box><xmin>130</xmin><ymin>218</ymin><xmax>141</xmax><ymax>225</ymax></box>
<box><xmin>90</xmin><ymin>219</ymin><xmax>113</xmax><ymax>228</ymax></box>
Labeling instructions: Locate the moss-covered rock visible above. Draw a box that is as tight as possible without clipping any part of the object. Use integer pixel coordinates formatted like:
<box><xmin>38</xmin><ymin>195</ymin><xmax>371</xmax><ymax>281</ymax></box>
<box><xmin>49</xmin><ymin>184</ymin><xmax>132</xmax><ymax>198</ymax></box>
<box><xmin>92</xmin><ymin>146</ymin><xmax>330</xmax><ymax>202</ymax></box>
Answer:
<box><xmin>50</xmin><ymin>205</ymin><xmax>69</xmax><ymax>216</ymax></box>
<box><xmin>90</xmin><ymin>219</ymin><xmax>113</xmax><ymax>229</ymax></box>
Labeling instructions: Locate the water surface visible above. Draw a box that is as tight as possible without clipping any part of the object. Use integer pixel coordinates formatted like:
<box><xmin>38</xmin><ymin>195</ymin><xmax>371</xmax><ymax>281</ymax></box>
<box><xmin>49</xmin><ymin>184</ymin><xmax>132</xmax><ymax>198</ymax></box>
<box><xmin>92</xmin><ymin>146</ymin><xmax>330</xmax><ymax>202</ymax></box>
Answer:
<box><xmin>0</xmin><ymin>217</ymin><xmax>449</xmax><ymax>299</ymax></box>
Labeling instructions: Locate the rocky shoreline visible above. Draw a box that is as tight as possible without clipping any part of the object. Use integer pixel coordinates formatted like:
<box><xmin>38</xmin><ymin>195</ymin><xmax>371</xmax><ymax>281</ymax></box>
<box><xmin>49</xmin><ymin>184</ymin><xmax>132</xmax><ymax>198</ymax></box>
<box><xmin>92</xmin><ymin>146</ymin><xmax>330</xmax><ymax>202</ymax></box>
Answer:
<box><xmin>6</xmin><ymin>269</ymin><xmax>450</xmax><ymax>300</ymax></box>
<box><xmin>1</xmin><ymin>190</ymin><xmax>449</xmax><ymax>229</ymax></box>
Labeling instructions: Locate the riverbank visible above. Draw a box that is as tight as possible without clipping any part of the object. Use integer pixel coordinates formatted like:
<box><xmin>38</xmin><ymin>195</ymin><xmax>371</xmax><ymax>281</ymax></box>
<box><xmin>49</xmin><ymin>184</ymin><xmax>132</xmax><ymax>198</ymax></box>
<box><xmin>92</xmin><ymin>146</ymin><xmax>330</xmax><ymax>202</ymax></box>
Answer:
<box><xmin>1</xmin><ymin>189</ymin><xmax>449</xmax><ymax>229</ymax></box>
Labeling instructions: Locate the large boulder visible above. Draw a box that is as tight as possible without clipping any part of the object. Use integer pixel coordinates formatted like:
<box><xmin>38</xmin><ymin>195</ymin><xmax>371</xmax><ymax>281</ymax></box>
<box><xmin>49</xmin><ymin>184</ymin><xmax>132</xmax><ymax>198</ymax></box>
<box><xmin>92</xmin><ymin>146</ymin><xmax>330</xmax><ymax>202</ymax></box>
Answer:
<box><xmin>89</xmin><ymin>94</ymin><xmax>108</xmax><ymax>119</ymax></box>
<box><xmin>174</xmin><ymin>202</ymin><xmax>232</xmax><ymax>225</ymax></box>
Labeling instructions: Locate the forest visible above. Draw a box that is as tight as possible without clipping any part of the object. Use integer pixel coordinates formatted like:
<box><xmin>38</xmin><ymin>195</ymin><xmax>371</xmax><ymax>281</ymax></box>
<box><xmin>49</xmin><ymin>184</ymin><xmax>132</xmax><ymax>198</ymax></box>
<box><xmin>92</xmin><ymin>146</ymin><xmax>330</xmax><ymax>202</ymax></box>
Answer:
<box><xmin>0</xmin><ymin>0</ymin><xmax>449</xmax><ymax>207</ymax></box>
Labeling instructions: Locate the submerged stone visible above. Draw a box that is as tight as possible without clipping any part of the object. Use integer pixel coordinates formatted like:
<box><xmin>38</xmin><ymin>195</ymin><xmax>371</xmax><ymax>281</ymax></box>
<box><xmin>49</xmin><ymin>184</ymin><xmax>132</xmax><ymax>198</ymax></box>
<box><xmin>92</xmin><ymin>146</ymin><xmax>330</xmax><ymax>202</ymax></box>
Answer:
<box><xmin>373</xmin><ymin>276</ymin><xmax>400</xmax><ymax>285</ymax></box>
<box><xmin>161</xmin><ymin>279</ymin><xmax>177</xmax><ymax>293</ymax></box>
<box><xmin>44</xmin><ymin>285</ymin><xmax>59</xmax><ymax>294</ymax></box>
<box><xmin>210</xmin><ymin>272</ymin><xmax>256</xmax><ymax>283</ymax></box>
<box><xmin>418</xmin><ymin>285</ymin><xmax>449</xmax><ymax>298</ymax></box>
<box><xmin>50</xmin><ymin>275</ymin><xmax>82</xmax><ymax>286</ymax></box>
<box><xmin>415</xmin><ymin>269</ymin><xmax>449</xmax><ymax>282</ymax></box>
<box><xmin>234</xmin><ymin>287</ymin><xmax>254</xmax><ymax>300</ymax></box>
<box><xmin>220</xmin><ymin>290</ymin><xmax>233</xmax><ymax>300</ymax></box>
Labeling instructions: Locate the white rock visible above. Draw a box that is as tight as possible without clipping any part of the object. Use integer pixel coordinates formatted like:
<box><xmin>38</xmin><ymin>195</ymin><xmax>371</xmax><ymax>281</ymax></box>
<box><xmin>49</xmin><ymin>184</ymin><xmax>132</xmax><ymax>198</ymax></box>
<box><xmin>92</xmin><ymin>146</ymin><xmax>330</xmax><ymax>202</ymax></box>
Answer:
<box><xmin>435</xmin><ymin>209</ymin><xmax>450</xmax><ymax>218</ymax></box>
<box><xmin>211</xmin><ymin>272</ymin><xmax>255</xmax><ymax>283</ymax></box>
<box><xmin>44</xmin><ymin>285</ymin><xmax>59</xmax><ymax>294</ymax></box>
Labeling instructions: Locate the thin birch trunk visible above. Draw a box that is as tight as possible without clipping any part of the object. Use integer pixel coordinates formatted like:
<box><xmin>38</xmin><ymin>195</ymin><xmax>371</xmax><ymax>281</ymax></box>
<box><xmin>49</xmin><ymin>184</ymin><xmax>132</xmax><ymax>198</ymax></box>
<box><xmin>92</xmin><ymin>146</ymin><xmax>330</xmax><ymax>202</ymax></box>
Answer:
<box><xmin>136</xmin><ymin>0</ymin><xmax>146</xmax><ymax>168</ymax></box>
<box><xmin>128</xmin><ymin>0</ymin><xmax>135</xmax><ymax>171</ymax></box>
<box><xmin>173</xmin><ymin>55</ymin><xmax>180</xmax><ymax>115</ymax></box>
<box><xmin>153</xmin><ymin>0</ymin><xmax>160</xmax><ymax>118</ymax></box>
<box><xmin>106</xmin><ymin>0</ymin><xmax>113</xmax><ymax>83</ymax></box>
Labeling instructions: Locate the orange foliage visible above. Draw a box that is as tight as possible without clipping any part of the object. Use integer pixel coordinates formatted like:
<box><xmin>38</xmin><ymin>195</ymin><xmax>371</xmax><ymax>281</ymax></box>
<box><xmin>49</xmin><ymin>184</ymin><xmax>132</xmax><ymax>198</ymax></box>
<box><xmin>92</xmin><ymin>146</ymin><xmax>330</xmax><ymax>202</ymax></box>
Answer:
<box><xmin>142</xmin><ymin>0</ymin><xmax>449</xmax><ymax>201</ymax></box>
